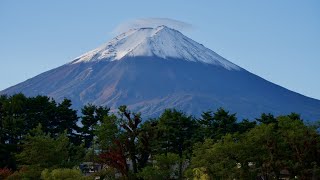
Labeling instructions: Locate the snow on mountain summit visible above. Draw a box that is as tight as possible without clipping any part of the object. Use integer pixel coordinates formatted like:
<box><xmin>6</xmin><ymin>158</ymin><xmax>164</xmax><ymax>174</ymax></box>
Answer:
<box><xmin>71</xmin><ymin>26</ymin><xmax>241</xmax><ymax>70</ymax></box>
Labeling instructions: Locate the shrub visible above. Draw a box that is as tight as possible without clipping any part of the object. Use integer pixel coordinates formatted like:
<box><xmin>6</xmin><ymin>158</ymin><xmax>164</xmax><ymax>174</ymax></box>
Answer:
<box><xmin>41</xmin><ymin>168</ymin><xmax>90</xmax><ymax>180</ymax></box>
<box><xmin>0</xmin><ymin>167</ymin><xmax>13</xmax><ymax>179</ymax></box>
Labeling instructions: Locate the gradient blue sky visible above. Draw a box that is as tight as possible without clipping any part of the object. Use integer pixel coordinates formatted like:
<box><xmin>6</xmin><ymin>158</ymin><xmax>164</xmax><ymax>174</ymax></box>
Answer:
<box><xmin>1</xmin><ymin>1</ymin><xmax>319</xmax><ymax>99</ymax></box>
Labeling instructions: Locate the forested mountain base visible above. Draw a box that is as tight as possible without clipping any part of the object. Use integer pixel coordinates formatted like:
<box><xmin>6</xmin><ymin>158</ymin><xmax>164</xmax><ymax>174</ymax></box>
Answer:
<box><xmin>0</xmin><ymin>94</ymin><xmax>319</xmax><ymax>179</ymax></box>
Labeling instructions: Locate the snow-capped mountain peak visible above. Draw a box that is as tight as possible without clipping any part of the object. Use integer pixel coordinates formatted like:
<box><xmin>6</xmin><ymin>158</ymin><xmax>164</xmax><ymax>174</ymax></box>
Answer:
<box><xmin>2</xmin><ymin>26</ymin><xmax>320</xmax><ymax>121</ymax></box>
<box><xmin>71</xmin><ymin>26</ymin><xmax>241</xmax><ymax>70</ymax></box>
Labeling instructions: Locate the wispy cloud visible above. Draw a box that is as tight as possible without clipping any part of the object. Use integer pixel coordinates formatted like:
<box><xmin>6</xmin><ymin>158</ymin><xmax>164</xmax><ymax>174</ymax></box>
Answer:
<box><xmin>113</xmin><ymin>18</ymin><xmax>193</xmax><ymax>34</ymax></box>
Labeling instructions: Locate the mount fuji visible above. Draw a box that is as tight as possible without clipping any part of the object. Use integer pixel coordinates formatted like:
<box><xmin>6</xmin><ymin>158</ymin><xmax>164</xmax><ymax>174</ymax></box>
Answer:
<box><xmin>1</xmin><ymin>26</ymin><xmax>320</xmax><ymax>120</ymax></box>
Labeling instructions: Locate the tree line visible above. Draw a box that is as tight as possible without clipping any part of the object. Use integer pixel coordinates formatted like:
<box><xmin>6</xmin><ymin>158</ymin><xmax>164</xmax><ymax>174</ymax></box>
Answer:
<box><xmin>0</xmin><ymin>93</ymin><xmax>319</xmax><ymax>179</ymax></box>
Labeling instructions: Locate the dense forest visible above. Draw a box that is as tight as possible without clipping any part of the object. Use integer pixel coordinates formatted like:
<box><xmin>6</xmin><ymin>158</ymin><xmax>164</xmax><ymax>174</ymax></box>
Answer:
<box><xmin>0</xmin><ymin>93</ymin><xmax>319</xmax><ymax>179</ymax></box>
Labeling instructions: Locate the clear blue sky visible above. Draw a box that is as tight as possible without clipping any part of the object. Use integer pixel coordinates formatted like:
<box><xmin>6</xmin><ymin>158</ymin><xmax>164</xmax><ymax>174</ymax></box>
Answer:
<box><xmin>1</xmin><ymin>0</ymin><xmax>319</xmax><ymax>99</ymax></box>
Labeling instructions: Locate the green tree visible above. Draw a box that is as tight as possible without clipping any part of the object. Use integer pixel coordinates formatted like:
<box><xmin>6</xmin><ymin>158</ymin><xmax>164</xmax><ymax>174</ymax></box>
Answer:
<box><xmin>0</xmin><ymin>144</ymin><xmax>17</xmax><ymax>170</ymax></box>
<box><xmin>41</xmin><ymin>168</ymin><xmax>89</xmax><ymax>180</ymax></box>
<box><xmin>286</xmin><ymin>112</ymin><xmax>302</xmax><ymax>121</ymax></box>
<box><xmin>95</xmin><ymin>108</ymin><xmax>130</xmax><ymax>177</ymax></box>
<box><xmin>277</xmin><ymin>115</ymin><xmax>320</xmax><ymax>179</ymax></box>
<box><xmin>242</xmin><ymin>122</ymin><xmax>282</xmax><ymax>178</ymax></box>
<box><xmin>256</xmin><ymin>112</ymin><xmax>277</xmax><ymax>124</ymax></box>
<box><xmin>95</xmin><ymin>113</ymin><xmax>120</xmax><ymax>150</ymax></box>
<box><xmin>237</xmin><ymin>119</ymin><xmax>256</xmax><ymax>133</ymax></box>
<box><xmin>198</xmin><ymin>110</ymin><xmax>216</xmax><ymax>139</ymax></box>
<box><xmin>54</xmin><ymin>99</ymin><xmax>79</xmax><ymax>139</ymax></box>
<box><xmin>96</xmin><ymin>106</ymin><xmax>160</xmax><ymax>177</ymax></box>
<box><xmin>137</xmin><ymin>119</ymin><xmax>158</xmax><ymax>170</ymax></box>
<box><xmin>81</xmin><ymin>104</ymin><xmax>97</xmax><ymax>148</ymax></box>
<box><xmin>0</xmin><ymin>94</ymin><xmax>27</xmax><ymax>171</ymax></box>
<box><xmin>187</xmin><ymin>136</ymin><xmax>242</xmax><ymax>179</ymax></box>
<box><xmin>188</xmin><ymin>114</ymin><xmax>320</xmax><ymax>179</ymax></box>
<box><xmin>212</xmin><ymin>108</ymin><xmax>237</xmax><ymax>138</ymax></box>
<box><xmin>16</xmin><ymin>125</ymin><xmax>70</xmax><ymax>178</ymax></box>
<box><xmin>118</xmin><ymin>105</ymin><xmax>142</xmax><ymax>174</ymax></box>
<box><xmin>1</xmin><ymin>93</ymin><xmax>27</xmax><ymax>144</ymax></box>
<box><xmin>137</xmin><ymin>153</ymin><xmax>180</xmax><ymax>180</ymax></box>
<box><xmin>199</xmin><ymin>108</ymin><xmax>238</xmax><ymax>140</ymax></box>
<box><xmin>81</xmin><ymin>104</ymin><xmax>110</xmax><ymax>148</ymax></box>
<box><xmin>24</xmin><ymin>95</ymin><xmax>57</xmax><ymax>137</ymax></box>
<box><xmin>156</xmin><ymin>109</ymin><xmax>198</xmax><ymax>179</ymax></box>
<box><xmin>0</xmin><ymin>95</ymin><xmax>7</xmax><ymax>144</ymax></box>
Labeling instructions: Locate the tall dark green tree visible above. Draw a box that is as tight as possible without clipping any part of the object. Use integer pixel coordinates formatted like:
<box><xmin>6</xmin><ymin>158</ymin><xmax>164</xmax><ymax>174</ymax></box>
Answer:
<box><xmin>213</xmin><ymin>108</ymin><xmax>237</xmax><ymax>137</ymax></box>
<box><xmin>0</xmin><ymin>94</ymin><xmax>18</xmax><ymax>169</ymax></box>
<box><xmin>256</xmin><ymin>112</ymin><xmax>277</xmax><ymax>124</ymax></box>
<box><xmin>237</xmin><ymin>119</ymin><xmax>256</xmax><ymax>133</ymax></box>
<box><xmin>156</xmin><ymin>109</ymin><xmax>198</xmax><ymax>179</ymax></box>
<box><xmin>81</xmin><ymin>104</ymin><xmax>110</xmax><ymax>148</ymax></box>
<box><xmin>0</xmin><ymin>95</ymin><xmax>8</xmax><ymax>144</ymax></box>
<box><xmin>1</xmin><ymin>95</ymin><xmax>80</xmax><ymax>144</ymax></box>
<box><xmin>137</xmin><ymin>119</ymin><xmax>158</xmax><ymax>170</ymax></box>
<box><xmin>287</xmin><ymin>112</ymin><xmax>302</xmax><ymax>121</ymax></box>
<box><xmin>81</xmin><ymin>104</ymin><xmax>97</xmax><ymax>148</ymax></box>
<box><xmin>1</xmin><ymin>93</ymin><xmax>27</xmax><ymax>144</ymax></box>
<box><xmin>24</xmin><ymin>95</ymin><xmax>57</xmax><ymax>136</ymax></box>
<box><xmin>55</xmin><ymin>99</ymin><xmax>79</xmax><ymax>144</ymax></box>
<box><xmin>0</xmin><ymin>95</ymin><xmax>22</xmax><ymax>170</ymax></box>
<box><xmin>199</xmin><ymin>108</ymin><xmax>238</xmax><ymax>140</ymax></box>
<box><xmin>198</xmin><ymin>110</ymin><xmax>216</xmax><ymax>139</ymax></box>
<box><xmin>157</xmin><ymin>109</ymin><xmax>197</xmax><ymax>157</ymax></box>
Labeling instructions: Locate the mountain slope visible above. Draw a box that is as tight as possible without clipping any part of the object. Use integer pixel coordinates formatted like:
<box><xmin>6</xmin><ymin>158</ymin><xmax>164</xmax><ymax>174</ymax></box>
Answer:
<box><xmin>1</xmin><ymin>26</ymin><xmax>320</xmax><ymax>120</ymax></box>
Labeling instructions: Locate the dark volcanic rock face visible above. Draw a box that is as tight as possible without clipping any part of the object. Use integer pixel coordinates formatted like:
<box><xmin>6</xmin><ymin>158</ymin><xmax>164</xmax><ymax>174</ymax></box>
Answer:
<box><xmin>2</xmin><ymin>56</ymin><xmax>320</xmax><ymax>121</ymax></box>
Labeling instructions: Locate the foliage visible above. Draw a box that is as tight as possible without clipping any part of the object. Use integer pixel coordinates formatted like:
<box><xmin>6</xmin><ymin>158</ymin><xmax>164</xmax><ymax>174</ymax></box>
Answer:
<box><xmin>256</xmin><ymin>112</ymin><xmax>277</xmax><ymax>124</ymax></box>
<box><xmin>16</xmin><ymin>125</ymin><xmax>69</xmax><ymax>169</ymax></box>
<box><xmin>99</xmin><ymin>140</ymin><xmax>128</xmax><ymax>177</ymax></box>
<box><xmin>118</xmin><ymin>105</ymin><xmax>142</xmax><ymax>174</ymax></box>
<box><xmin>89</xmin><ymin>167</ymin><xmax>117</xmax><ymax>180</ymax></box>
<box><xmin>95</xmin><ymin>113</ymin><xmax>119</xmax><ymax>150</ymax></box>
<box><xmin>1</xmin><ymin>93</ymin><xmax>319</xmax><ymax>179</ymax></box>
<box><xmin>0</xmin><ymin>94</ymin><xmax>82</xmax><ymax>170</ymax></box>
<box><xmin>0</xmin><ymin>144</ymin><xmax>18</xmax><ymax>170</ymax></box>
<box><xmin>96</xmin><ymin>105</ymin><xmax>146</xmax><ymax>176</ymax></box>
<box><xmin>137</xmin><ymin>153</ymin><xmax>180</xmax><ymax>180</ymax></box>
<box><xmin>155</xmin><ymin>109</ymin><xmax>199</xmax><ymax>179</ymax></box>
<box><xmin>81</xmin><ymin>104</ymin><xmax>110</xmax><ymax>148</ymax></box>
<box><xmin>0</xmin><ymin>167</ymin><xmax>13</xmax><ymax>179</ymax></box>
<box><xmin>187</xmin><ymin>136</ymin><xmax>243</xmax><ymax>179</ymax></box>
<box><xmin>95</xmin><ymin>108</ymin><xmax>127</xmax><ymax>176</ymax></box>
<box><xmin>188</xmin><ymin>115</ymin><xmax>320</xmax><ymax>179</ymax></box>
<box><xmin>6</xmin><ymin>165</ymin><xmax>43</xmax><ymax>180</ymax></box>
<box><xmin>41</xmin><ymin>168</ymin><xmax>90</xmax><ymax>180</ymax></box>
<box><xmin>13</xmin><ymin>125</ymin><xmax>80</xmax><ymax>178</ymax></box>
<box><xmin>277</xmin><ymin>116</ymin><xmax>320</xmax><ymax>178</ymax></box>
<box><xmin>136</xmin><ymin>119</ymin><xmax>158</xmax><ymax>170</ymax></box>
<box><xmin>156</xmin><ymin>109</ymin><xmax>198</xmax><ymax>158</ymax></box>
<box><xmin>199</xmin><ymin>108</ymin><xmax>242</xmax><ymax>140</ymax></box>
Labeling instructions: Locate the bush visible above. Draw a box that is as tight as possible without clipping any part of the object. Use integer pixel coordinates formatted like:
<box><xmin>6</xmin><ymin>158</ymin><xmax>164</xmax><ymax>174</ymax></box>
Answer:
<box><xmin>137</xmin><ymin>153</ymin><xmax>180</xmax><ymax>179</ymax></box>
<box><xmin>0</xmin><ymin>167</ymin><xmax>13</xmax><ymax>179</ymax></box>
<box><xmin>41</xmin><ymin>168</ymin><xmax>90</xmax><ymax>180</ymax></box>
<box><xmin>6</xmin><ymin>165</ymin><xmax>42</xmax><ymax>180</ymax></box>
<box><xmin>89</xmin><ymin>167</ymin><xmax>117</xmax><ymax>180</ymax></box>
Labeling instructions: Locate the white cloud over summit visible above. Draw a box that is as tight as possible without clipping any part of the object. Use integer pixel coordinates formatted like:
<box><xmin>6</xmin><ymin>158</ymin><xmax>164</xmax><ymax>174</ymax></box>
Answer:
<box><xmin>113</xmin><ymin>18</ymin><xmax>193</xmax><ymax>35</ymax></box>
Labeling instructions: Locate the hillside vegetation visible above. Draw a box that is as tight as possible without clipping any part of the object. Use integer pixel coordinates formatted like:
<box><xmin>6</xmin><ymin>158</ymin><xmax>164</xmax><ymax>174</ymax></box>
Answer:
<box><xmin>0</xmin><ymin>94</ymin><xmax>319</xmax><ymax>179</ymax></box>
